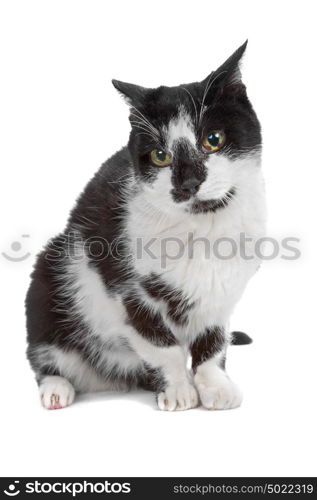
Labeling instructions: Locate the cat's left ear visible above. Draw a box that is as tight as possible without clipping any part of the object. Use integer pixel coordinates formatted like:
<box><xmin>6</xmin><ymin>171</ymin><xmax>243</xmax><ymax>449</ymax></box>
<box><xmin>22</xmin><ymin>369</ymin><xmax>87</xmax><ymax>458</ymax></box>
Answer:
<box><xmin>112</xmin><ymin>79</ymin><xmax>149</xmax><ymax>108</ymax></box>
<box><xmin>201</xmin><ymin>40</ymin><xmax>248</xmax><ymax>96</ymax></box>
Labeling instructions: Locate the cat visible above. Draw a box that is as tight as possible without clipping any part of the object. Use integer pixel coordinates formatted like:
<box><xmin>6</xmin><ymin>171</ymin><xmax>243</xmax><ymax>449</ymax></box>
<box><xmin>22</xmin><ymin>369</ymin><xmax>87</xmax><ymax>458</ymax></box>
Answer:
<box><xmin>25</xmin><ymin>40</ymin><xmax>266</xmax><ymax>411</ymax></box>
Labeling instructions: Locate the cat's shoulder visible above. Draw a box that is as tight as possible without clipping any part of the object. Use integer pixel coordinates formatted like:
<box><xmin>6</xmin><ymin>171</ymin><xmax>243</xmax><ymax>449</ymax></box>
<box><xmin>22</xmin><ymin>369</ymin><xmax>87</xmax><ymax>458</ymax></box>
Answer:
<box><xmin>93</xmin><ymin>146</ymin><xmax>133</xmax><ymax>187</ymax></box>
<box><xmin>66</xmin><ymin>146</ymin><xmax>134</xmax><ymax>230</ymax></box>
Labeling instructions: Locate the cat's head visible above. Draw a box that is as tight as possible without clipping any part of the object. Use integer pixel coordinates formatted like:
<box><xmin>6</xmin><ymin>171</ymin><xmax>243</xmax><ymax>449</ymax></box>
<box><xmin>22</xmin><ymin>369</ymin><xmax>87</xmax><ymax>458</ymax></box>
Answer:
<box><xmin>112</xmin><ymin>41</ymin><xmax>261</xmax><ymax>214</ymax></box>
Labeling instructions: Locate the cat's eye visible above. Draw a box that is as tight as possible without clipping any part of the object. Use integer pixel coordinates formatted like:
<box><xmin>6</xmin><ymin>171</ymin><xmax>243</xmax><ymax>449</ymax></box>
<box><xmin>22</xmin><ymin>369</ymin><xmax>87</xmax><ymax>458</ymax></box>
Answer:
<box><xmin>202</xmin><ymin>131</ymin><xmax>225</xmax><ymax>153</ymax></box>
<box><xmin>150</xmin><ymin>149</ymin><xmax>172</xmax><ymax>167</ymax></box>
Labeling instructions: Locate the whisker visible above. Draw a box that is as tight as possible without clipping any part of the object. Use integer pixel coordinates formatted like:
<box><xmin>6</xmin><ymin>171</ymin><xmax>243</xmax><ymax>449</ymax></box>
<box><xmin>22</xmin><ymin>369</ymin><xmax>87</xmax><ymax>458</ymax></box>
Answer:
<box><xmin>180</xmin><ymin>87</ymin><xmax>198</xmax><ymax>127</ymax></box>
<box><xmin>130</xmin><ymin>122</ymin><xmax>159</xmax><ymax>142</ymax></box>
<box><xmin>199</xmin><ymin>70</ymin><xmax>228</xmax><ymax>124</ymax></box>
<box><xmin>130</xmin><ymin>106</ymin><xmax>159</xmax><ymax>137</ymax></box>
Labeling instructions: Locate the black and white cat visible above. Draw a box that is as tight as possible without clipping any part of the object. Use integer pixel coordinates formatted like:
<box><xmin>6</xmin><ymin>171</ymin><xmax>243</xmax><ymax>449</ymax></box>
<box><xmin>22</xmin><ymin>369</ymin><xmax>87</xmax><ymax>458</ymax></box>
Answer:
<box><xmin>26</xmin><ymin>41</ymin><xmax>266</xmax><ymax>411</ymax></box>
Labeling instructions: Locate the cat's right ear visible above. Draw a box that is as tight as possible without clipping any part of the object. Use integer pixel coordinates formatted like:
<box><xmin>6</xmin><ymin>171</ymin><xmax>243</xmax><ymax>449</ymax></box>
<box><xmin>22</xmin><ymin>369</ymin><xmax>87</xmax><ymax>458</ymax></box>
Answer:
<box><xmin>112</xmin><ymin>79</ymin><xmax>149</xmax><ymax>108</ymax></box>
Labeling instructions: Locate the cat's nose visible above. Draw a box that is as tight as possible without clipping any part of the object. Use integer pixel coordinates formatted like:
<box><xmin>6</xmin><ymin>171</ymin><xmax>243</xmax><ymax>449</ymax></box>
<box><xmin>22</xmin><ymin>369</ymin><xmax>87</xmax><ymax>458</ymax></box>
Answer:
<box><xmin>180</xmin><ymin>177</ymin><xmax>202</xmax><ymax>195</ymax></box>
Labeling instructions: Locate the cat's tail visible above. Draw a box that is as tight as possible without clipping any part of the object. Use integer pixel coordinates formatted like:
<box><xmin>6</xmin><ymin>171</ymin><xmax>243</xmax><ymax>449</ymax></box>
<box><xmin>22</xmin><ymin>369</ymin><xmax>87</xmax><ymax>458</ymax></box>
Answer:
<box><xmin>230</xmin><ymin>331</ymin><xmax>253</xmax><ymax>345</ymax></box>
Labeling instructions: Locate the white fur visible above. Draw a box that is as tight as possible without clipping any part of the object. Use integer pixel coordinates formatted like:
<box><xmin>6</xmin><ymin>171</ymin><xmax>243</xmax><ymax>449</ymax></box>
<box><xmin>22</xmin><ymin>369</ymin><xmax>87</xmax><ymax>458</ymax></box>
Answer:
<box><xmin>194</xmin><ymin>356</ymin><xmax>242</xmax><ymax>410</ymax></box>
<box><xmin>127</xmin><ymin>153</ymin><xmax>266</xmax><ymax>343</ymax></box>
<box><xmin>34</xmin><ymin>344</ymin><xmax>124</xmax><ymax>393</ymax></box>
<box><xmin>165</xmin><ymin>108</ymin><xmax>196</xmax><ymax>150</ymax></box>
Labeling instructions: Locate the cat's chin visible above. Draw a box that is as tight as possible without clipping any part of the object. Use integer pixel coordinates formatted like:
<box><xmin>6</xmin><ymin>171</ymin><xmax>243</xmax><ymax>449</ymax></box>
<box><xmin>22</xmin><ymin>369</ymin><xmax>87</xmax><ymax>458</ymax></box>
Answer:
<box><xmin>189</xmin><ymin>188</ymin><xmax>236</xmax><ymax>214</ymax></box>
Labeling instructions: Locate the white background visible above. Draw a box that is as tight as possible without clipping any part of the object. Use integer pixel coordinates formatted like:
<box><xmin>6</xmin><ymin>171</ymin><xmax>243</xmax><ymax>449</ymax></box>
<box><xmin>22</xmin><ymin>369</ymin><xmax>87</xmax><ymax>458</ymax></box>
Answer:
<box><xmin>0</xmin><ymin>0</ymin><xmax>316</xmax><ymax>477</ymax></box>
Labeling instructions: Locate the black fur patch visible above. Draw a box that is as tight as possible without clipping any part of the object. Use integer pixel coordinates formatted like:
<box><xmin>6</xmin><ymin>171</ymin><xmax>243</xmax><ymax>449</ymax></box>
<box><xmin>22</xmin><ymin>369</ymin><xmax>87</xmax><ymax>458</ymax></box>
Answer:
<box><xmin>123</xmin><ymin>293</ymin><xmax>177</xmax><ymax>347</ymax></box>
<box><xmin>191</xmin><ymin>326</ymin><xmax>226</xmax><ymax>372</ymax></box>
<box><xmin>25</xmin><ymin>234</ymin><xmax>88</xmax><ymax>351</ymax></box>
<box><xmin>141</xmin><ymin>273</ymin><xmax>193</xmax><ymax>326</ymax></box>
<box><xmin>66</xmin><ymin>148</ymin><xmax>136</xmax><ymax>290</ymax></box>
<box><xmin>137</xmin><ymin>364</ymin><xmax>166</xmax><ymax>393</ymax></box>
<box><xmin>170</xmin><ymin>139</ymin><xmax>207</xmax><ymax>203</ymax></box>
<box><xmin>190</xmin><ymin>188</ymin><xmax>236</xmax><ymax>214</ymax></box>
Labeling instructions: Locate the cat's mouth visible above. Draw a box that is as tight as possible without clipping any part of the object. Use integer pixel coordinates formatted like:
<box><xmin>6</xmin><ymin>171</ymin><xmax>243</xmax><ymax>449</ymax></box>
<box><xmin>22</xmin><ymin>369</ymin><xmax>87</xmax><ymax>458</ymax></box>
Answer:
<box><xmin>171</xmin><ymin>186</ymin><xmax>236</xmax><ymax>214</ymax></box>
<box><xmin>189</xmin><ymin>188</ymin><xmax>236</xmax><ymax>214</ymax></box>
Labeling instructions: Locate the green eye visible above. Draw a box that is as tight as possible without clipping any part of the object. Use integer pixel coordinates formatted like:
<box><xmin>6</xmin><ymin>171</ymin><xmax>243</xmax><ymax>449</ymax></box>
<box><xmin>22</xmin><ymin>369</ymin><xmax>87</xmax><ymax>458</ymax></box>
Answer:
<box><xmin>202</xmin><ymin>131</ymin><xmax>225</xmax><ymax>152</ymax></box>
<box><xmin>150</xmin><ymin>149</ymin><xmax>172</xmax><ymax>167</ymax></box>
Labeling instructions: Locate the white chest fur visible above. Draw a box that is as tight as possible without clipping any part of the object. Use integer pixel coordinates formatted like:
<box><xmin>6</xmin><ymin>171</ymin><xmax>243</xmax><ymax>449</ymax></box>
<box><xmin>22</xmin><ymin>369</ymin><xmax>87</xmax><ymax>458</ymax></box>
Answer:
<box><xmin>126</xmin><ymin>165</ymin><xmax>266</xmax><ymax>339</ymax></box>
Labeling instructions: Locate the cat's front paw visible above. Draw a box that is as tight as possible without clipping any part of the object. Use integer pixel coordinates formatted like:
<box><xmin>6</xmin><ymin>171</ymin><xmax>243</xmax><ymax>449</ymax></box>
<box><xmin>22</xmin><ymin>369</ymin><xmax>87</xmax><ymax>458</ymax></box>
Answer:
<box><xmin>157</xmin><ymin>381</ymin><xmax>198</xmax><ymax>411</ymax></box>
<box><xmin>195</xmin><ymin>373</ymin><xmax>242</xmax><ymax>411</ymax></box>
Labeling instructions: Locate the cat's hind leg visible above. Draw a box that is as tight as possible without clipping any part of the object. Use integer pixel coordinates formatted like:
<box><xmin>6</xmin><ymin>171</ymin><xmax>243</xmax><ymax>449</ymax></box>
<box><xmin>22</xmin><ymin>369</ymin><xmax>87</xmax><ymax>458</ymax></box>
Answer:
<box><xmin>27</xmin><ymin>343</ymin><xmax>116</xmax><ymax>410</ymax></box>
<box><xmin>28</xmin><ymin>344</ymin><xmax>77</xmax><ymax>409</ymax></box>
<box><xmin>39</xmin><ymin>375</ymin><xmax>75</xmax><ymax>410</ymax></box>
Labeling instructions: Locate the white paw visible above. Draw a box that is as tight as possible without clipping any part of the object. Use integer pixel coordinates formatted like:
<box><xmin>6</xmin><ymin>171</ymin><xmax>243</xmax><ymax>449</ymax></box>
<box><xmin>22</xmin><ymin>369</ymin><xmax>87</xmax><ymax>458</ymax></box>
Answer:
<box><xmin>196</xmin><ymin>374</ymin><xmax>242</xmax><ymax>411</ymax></box>
<box><xmin>157</xmin><ymin>381</ymin><xmax>198</xmax><ymax>411</ymax></box>
<box><xmin>39</xmin><ymin>376</ymin><xmax>75</xmax><ymax>410</ymax></box>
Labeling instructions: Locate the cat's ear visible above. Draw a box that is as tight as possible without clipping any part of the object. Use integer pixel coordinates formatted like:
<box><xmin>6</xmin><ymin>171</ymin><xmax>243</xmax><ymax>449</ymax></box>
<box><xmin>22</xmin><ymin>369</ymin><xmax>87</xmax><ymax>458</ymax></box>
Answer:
<box><xmin>112</xmin><ymin>79</ymin><xmax>149</xmax><ymax>108</ymax></box>
<box><xmin>201</xmin><ymin>40</ymin><xmax>248</xmax><ymax>97</ymax></box>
